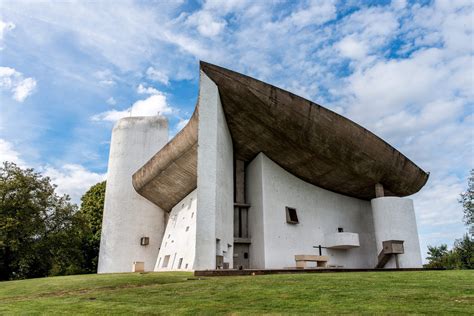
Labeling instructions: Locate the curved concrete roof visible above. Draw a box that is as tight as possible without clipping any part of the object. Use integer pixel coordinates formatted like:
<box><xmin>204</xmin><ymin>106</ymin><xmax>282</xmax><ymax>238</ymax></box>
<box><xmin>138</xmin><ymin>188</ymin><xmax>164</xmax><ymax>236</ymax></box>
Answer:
<box><xmin>133</xmin><ymin>61</ymin><xmax>429</xmax><ymax>211</ymax></box>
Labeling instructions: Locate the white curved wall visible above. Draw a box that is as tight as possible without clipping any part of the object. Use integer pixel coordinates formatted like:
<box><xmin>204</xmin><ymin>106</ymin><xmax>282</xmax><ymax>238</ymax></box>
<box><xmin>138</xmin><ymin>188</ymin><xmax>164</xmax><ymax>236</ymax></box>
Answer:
<box><xmin>98</xmin><ymin>116</ymin><xmax>168</xmax><ymax>273</ymax></box>
<box><xmin>371</xmin><ymin>197</ymin><xmax>422</xmax><ymax>268</ymax></box>
<box><xmin>247</xmin><ymin>153</ymin><xmax>378</xmax><ymax>269</ymax></box>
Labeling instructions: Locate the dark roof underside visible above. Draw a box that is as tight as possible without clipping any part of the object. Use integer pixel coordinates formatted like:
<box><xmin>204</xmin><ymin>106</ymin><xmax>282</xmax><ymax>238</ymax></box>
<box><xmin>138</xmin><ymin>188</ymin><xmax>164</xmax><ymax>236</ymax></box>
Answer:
<box><xmin>133</xmin><ymin>62</ymin><xmax>429</xmax><ymax>211</ymax></box>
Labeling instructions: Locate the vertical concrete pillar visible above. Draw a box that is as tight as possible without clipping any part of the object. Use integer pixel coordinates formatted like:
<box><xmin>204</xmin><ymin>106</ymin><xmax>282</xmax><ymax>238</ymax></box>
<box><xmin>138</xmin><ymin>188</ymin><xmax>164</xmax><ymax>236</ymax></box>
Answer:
<box><xmin>235</xmin><ymin>160</ymin><xmax>246</xmax><ymax>204</ymax></box>
<box><xmin>375</xmin><ymin>183</ymin><xmax>384</xmax><ymax>198</ymax></box>
<box><xmin>196</xmin><ymin>71</ymin><xmax>234</xmax><ymax>270</ymax></box>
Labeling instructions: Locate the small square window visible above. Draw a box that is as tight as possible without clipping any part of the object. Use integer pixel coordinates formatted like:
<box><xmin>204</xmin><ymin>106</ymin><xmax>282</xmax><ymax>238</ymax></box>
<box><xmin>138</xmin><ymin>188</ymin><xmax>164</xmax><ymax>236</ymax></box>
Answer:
<box><xmin>286</xmin><ymin>207</ymin><xmax>299</xmax><ymax>224</ymax></box>
<box><xmin>140</xmin><ymin>237</ymin><xmax>149</xmax><ymax>246</ymax></box>
<box><xmin>338</xmin><ymin>227</ymin><xmax>344</xmax><ymax>233</ymax></box>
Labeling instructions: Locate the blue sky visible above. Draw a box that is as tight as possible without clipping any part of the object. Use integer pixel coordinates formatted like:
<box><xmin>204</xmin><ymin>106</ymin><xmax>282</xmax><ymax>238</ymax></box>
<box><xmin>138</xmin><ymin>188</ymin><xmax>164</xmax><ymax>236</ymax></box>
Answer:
<box><xmin>0</xmin><ymin>0</ymin><xmax>472</xmax><ymax>259</ymax></box>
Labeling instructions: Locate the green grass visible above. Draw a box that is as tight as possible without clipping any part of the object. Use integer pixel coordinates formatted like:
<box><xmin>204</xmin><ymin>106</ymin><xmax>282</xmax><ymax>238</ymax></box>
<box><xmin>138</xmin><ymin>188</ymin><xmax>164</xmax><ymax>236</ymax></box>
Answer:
<box><xmin>0</xmin><ymin>270</ymin><xmax>473</xmax><ymax>315</ymax></box>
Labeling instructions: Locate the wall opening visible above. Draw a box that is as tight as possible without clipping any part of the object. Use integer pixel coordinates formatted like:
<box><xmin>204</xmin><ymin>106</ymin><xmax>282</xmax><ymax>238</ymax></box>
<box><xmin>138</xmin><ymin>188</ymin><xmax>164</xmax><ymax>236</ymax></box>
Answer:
<box><xmin>162</xmin><ymin>255</ymin><xmax>170</xmax><ymax>268</ymax></box>
<box><xmin>286</xmin><ymin>207</ymin><xmax>299</xmax><ymax>224</ymax></box>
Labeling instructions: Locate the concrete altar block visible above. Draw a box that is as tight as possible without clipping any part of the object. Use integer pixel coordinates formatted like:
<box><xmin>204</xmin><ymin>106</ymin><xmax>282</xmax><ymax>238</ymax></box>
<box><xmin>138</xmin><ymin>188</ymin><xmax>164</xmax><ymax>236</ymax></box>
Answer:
<box><xmin>295</xmin><ymin>255</ymin><xmax>329</xmax><ymax>268</ymax></box>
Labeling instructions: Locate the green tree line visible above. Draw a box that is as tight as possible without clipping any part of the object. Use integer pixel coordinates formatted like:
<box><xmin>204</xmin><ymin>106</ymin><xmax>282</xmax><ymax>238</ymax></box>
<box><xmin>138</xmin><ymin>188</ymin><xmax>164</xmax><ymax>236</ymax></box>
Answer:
<box><xmin>0</xmin><ymin>162</ymin><xmax>472</xmax><ymax>280</ymax></box>
<box><xmin>0</xmin><ymin>162</ymin><xmax>105</xmax><ymax>280</ymax></box>
<box><xmin>425</xmin><ymin>169</ymin><xmax>473</xmax><ymax>269</ymax></box>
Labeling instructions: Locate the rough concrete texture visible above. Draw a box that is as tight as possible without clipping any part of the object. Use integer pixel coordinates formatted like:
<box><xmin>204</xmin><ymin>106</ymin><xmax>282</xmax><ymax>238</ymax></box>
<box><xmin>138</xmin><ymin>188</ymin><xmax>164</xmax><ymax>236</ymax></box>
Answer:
<box><xmin>98</xmin><ymin>116</ymin><xmax>168</xmax><ymax>273</ymax></box>
<box><xmin>132</xmin><ymin>109</ymin><xmax>198</xmax><ymax>212</ymax></box>
<box><xmin>246</xmin><ymin>153</ymin><xmax>378</xmax><ymax>269</ymax></box>
<box><xmin>201</xmin><ymin>62</ymin><xmax>428</xmax><ymax>200</ymax></box>
<box><xmin>371</xmin><ymin>197</ymin><xmax>423</xmax><ymax>268</ymax></box>
<box><xmin>133</xmin><ymin>62</ymin><xmax>428</xmax><ymax>211</ymax></box>
<box><xmin>155</xmin><ymin>189</ymin><xmax>197</xmax><ymax>271</ymax></box>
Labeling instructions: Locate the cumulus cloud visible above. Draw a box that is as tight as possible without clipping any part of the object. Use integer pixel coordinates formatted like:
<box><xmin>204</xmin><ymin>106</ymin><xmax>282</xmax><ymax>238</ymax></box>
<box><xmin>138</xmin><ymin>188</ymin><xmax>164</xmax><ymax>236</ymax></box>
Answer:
<box><xmin>336</xmin><ymin>36</ymin><xmax>367</xmax><ymax>60</ymax></box>
<box><xmin>146</xmin><ymin>67</ymin><xmax>169</xmax><ymax>85</ymax></box>
<box><xmin>137</xmin><ymin>83</ymin><xmax>161</xmax><ymax>95</ymax></box>
<box><xmin>0</xmin><ymin>67</ymin><xmax>37</xmax><ymax>102</ymax></box>
<box><xmin>2</xmin><ymin>0</ymin><xmax>473</xmax><ymax>257</ymax></box>
<box><xmin>186</xmin><ymin>10</ymin><xmax>227</xmax><ymax>37</ymax></box>
<box><xmin>286</xmin><ymin>0</ymin><xmax>337</xmax><ymax>28</ymax></box>
<box><xmin>0</xmin><ymin>138</ymin><xmax>25</xmax><ymax>167</ymax></box>
<box><xmin>43</xmin><ymin>164</ymin><xmax>106</xmax><ymax>203</ymax></box>
<box><xmin>0</xmin><ymin>138</ymin><xmax>104</xmax><ymax>203</ymax></box>
<box><xmin>92</xmin><ymin>90</ymin><xmax>173</xmax><ymax>122</ymax></box>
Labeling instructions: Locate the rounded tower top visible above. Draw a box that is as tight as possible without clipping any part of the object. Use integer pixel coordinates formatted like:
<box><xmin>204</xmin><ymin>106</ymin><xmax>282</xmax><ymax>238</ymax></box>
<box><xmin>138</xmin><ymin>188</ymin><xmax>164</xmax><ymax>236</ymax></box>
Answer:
<box><xmin>113</xmin><ymin>115</ymin><xmax>168</xmax><ymax>131</ymax></box>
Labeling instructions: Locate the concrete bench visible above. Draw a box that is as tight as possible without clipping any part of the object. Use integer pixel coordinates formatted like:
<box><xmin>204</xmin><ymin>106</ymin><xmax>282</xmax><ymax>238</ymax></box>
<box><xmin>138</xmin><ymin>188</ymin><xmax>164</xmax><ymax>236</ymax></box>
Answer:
<box><xmin>295</xmin><ymin>255</ymin><xmax>328</xmax><ymax>269</ymax></box>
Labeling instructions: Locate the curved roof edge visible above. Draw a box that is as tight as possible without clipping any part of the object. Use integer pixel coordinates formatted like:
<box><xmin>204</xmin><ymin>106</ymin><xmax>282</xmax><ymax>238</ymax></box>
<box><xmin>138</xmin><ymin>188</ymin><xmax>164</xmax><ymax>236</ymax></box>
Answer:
<box><xmin>133</xmin><ymin>61</ymin><xmax>429</xmax><ymax>211</ymax></box>
<box><xmin>132</xmin><ymin>107</ymin><xmax>198</xmax><ymax>211</ymax></box>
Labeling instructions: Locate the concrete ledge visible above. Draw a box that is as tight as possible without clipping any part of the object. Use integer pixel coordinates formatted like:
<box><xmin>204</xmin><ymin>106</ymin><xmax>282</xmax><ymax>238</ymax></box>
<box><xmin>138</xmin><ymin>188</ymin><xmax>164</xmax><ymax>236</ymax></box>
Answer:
<box><xmin>194</xmin><ymin>268</ymin><xmax>444</xmax><ymax>277</ymax></box>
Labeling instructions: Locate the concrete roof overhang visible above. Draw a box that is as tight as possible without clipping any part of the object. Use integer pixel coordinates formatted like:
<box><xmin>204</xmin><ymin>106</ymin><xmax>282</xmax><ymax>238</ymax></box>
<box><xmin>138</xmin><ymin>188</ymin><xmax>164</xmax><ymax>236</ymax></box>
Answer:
<box><xmin>132</xmin><ymin>61</ymin><xmax>429</xmax><ymax>212</ymax></box>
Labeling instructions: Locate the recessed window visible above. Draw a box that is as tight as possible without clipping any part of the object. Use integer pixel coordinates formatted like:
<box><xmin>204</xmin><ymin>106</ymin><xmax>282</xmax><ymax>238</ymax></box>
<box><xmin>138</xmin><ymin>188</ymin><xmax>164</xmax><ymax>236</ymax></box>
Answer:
<box><xmin>162</xmin><ymin>255</ymin><xmax>170</xmax><ymax>268</ymax></box>
<box><xmin>191</xmin><ymin>212</ymin><xmax>194</xmax><ymax>218</ymax></box>
<box><xmin>178</xmin><ymin>258</ymin><xmax>183</xmax><ymax>269</ymax></box>
<box><xmin>286</xmin><ymin>207</ymin><xmax>299</xmax><ymax>224</ymax></box>
<box><xmin>338</xmin><ymin>227</ymin><xmax>344</xmax><ymax>233</ymax></box>
<box><xmin>140</xmin><ymin>237</ymin><xmax>149</xmax><ymax>246</ymax></box>
<box><xmin>185</xmin><ymin>226</ymin><xmax>190</xmax><ymax>232</ymax></box>
<box><xmin>185</xmin><ymin>263</ymin><xmax>188</xmax><ymax>269</ymax></box>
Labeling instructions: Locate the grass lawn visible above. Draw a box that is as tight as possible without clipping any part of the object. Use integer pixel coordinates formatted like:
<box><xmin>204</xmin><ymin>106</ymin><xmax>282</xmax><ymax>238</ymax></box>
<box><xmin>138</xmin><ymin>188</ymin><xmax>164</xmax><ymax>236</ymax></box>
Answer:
<box><xmin>0</xmin><ymin>270</ymin><xmax>473</xmax><ymax>315</ymax></box>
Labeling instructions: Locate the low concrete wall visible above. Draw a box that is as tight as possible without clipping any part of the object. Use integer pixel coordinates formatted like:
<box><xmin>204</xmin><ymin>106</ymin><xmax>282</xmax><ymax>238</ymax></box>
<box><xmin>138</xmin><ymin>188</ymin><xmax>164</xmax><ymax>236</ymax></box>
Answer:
<box><xmin>155</xmin><ymin>189</ymin><xmax>197</xmax><ymax>271</ymax></box>
<box><xmin>246</xmin><ymin>153</ymin><xmax>378</xmax><ymax>269</ymax></box>
<box><xmin>98</xmin><ymin>116</ymin><xmax>168</xmax><ymax>273</ymax></box>
<box><xmin>371</xmin><ymin>197</ymin><xmax>423</xmax><ymax>268</ymax></box>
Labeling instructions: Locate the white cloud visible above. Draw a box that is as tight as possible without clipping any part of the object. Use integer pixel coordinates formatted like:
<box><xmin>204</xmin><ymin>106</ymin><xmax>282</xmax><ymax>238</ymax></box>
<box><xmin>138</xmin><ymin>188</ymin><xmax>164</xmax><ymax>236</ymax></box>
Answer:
<box><xmin>43</xmin><ymin>164</ymin><xmax>106</xmax><ymax>203</ymax></box>
<box><xmin>106</xmin><ymin>97</ymin><xmax>116</xmax><ymax>105</ymax></box>
<box><xmin>0</xmin><ymin>138</ymin><xmax>104</xmax><ymax>204</ymax></box>
<box><xmin>146</xmin><ymin>67</ymin><xmax>169</xmax><ymax>85</ymax></box>
<box><xmin>94</xmin><ymin>69</ymin><xmax>117</xmax><ymax>86</ymax></box>
<box><xmin>92</xmin><ymin>92</ymin><xmax>173</xmax><ymax>122</ymax></box>
<box><xmin>137</xmin><ymin>83</ymin><xmax>161</xmax><ymax>95</ymax></box>
<box><xmin>0</xmin><ymin>67</ymin><xmax>37</xmax><ymax>102</ymax></box>
<box><xmin>2</xmin><ymin>0</ymin><xmax>473</xmax><ymax>256</ymax></box>
<box><xmin>336</xmin><ymin>36</ymin><xmax>367</xmax><ymax>60</ymax></box>
<box><xmin>286</xmin><ymin>0</ymin><xmax>337</xmax><ymax>28</ymax></box>
<box><xmin>186</xmin><ymin>10</ymin><xmax>226</xmax><ymax>37</ymax></box>
<box><xmin>0</xmin><ymin>19</ymin><xmax>15</xmax><ymax>49</ymax></box>
<box><xmin>413</xmin><ymin>176</ymin><xmax>465</xmax><ymax>227</ymax></box>
<box><xmin>0</xmin><ymin>138</ymin><xmax>25</xmax><ymax>166</ymax></box>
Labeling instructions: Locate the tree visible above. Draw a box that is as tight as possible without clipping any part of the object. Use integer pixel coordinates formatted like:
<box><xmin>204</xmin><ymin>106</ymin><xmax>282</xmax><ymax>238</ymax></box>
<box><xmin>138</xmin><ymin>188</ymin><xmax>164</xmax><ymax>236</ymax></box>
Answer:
<box><xmin>77</xmin><ymin>181</ymin><xmax>106</xmax><ymax>273</ymax></box>
<box><xmin>453</xmin><ymin>234</ymin><xmax>474</xmax><ymax>269</ymax></box>
<box><xmin>459</xmin><ymin>169</ymin><xmax>473</xmax><ymax>230</ymax></box>
<box><xmin>0</xmin><ymin>162</ymin><xmax>84</xmax><ymax>280</ymax></box>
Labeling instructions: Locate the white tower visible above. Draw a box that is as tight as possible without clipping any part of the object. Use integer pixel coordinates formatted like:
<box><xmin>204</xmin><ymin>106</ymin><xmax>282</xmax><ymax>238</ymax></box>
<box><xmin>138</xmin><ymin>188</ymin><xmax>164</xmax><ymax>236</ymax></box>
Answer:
<box><xmin>98</xmin><ymin>116</ymin><xmax>168</xmax><ymax>273</ymax></box>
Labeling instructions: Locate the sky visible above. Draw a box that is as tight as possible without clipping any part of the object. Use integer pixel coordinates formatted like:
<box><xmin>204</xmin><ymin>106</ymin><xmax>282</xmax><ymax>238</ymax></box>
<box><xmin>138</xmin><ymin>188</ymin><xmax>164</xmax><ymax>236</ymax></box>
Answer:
<box><xmin>0</xmin><ymin>0</ymin><xmax>472</xmax><ymax>259</ymax></box>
